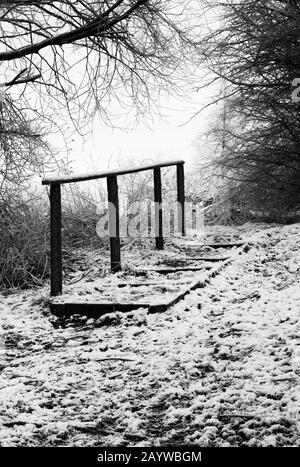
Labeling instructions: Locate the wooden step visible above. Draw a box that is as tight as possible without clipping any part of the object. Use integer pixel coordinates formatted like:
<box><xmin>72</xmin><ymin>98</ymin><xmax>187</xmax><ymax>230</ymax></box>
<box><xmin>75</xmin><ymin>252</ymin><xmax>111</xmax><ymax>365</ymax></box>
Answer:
<box><xmin>187</xmin><ymin>241</ymin><xmax>245</xmax><ymax>249</ymax></box>
<box><xmin>134</xmin><ymin>265</ymin><xmax>213</xmax><ymax>274</ymax></box>
<box><xmin>181</xmin><ymin>256</ymin><xmax>230</xmax><ymax>261</ymax></box>
<box><xmin>51</xmin><ymin>302</ymin><xmax>149</xmax><ymax>318</ymax></box>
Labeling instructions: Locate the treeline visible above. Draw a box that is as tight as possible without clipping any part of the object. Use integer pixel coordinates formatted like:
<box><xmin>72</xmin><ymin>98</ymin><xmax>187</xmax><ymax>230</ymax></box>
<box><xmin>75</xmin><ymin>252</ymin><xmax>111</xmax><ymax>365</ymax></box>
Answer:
<box><xmin>202</xmin><ymin>0</ymin><xmax>300</xmax><ymax>218</ymax></box>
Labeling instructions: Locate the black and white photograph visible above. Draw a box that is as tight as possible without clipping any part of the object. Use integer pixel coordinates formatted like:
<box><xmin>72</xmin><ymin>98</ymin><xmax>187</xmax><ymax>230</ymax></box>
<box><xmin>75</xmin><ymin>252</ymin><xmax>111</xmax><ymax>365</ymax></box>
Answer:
<box><xmin>0</xmin><ymin>0</ymin><xmax>299</xmax><ymax>457</ymax></box>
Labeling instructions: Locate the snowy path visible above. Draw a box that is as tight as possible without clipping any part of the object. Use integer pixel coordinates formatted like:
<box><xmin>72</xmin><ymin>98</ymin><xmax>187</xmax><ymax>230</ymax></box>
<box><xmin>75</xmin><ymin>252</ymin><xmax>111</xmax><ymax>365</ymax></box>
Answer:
<box><xmin>0</xmin><ymin>223</ymin><xmax>299</xmax><ymax>446</ymax></box>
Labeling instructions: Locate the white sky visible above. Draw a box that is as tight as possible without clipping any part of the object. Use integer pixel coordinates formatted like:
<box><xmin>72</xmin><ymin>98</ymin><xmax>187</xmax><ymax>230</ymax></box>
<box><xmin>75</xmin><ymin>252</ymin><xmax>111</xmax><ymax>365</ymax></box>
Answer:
<box><xmin>65</xmin><ymin>88</ymin><xmax>219</xmax><ymax>175</ymax></box>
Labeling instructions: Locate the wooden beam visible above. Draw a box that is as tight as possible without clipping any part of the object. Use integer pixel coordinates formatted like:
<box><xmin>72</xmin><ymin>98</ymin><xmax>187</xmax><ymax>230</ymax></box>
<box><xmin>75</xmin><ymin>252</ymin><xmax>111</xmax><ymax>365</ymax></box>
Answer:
<box><xmin>42</xmin><ymin>160</ymin><xmax>185</xmax><ymax>185</ymax></box>
<box><xmin>177</xmin><ymin>162</ymin><xmax>185</xmax><ymax>236</ymax></box>
<box><xmin>107</xmin><ymin>175</ymin><xmax>121</xmax><ymax>272</ymax></box>
<box><xmin>51</xmin><ymin>302</ymin><xmax>150</xmax><ymax>318</ymax></box>
<box><xmin>180</xmin><ymin>256</ymin><xmax>230</xmax><ymax>262</ymax></box>
<box><xmin>185</xmin><ymin>242</ymin><xmax>245</xmax><ymax>249</ymax></box>
<box><xmin>135</xmin><ymin>265</ymin><xmax>213</xmax><ymax>274</ymax></box>
<box><xmin>116</xmin><ymin>279</ymin><xmax>192</xmax><ymax>287</ymax></box>
<box><xmin>50</xmin><ymin>184</ymin><xmax>62</xmax><ymax>296</ymax></box>
<box><xmin>154</xmin><ymin>167</ymin><xmax>163</xmax><ymax>250</ymax></box>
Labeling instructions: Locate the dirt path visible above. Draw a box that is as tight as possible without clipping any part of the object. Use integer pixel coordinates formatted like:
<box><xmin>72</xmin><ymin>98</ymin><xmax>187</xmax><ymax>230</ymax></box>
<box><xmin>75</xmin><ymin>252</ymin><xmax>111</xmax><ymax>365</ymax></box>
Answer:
<box><xmin>0</xmin><ymin>223</ymin><xmax>299</xmax><ymax>446</ymax></box>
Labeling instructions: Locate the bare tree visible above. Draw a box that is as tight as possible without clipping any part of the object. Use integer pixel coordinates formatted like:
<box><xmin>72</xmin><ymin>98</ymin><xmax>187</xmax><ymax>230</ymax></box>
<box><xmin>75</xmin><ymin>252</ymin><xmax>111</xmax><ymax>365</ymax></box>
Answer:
<box><xmin>198</xmin><ymin>0</ymin><xmax>300</xmax><ymax>217</ymax></box>
<box><xmin>0</xmin><ymin>1</ymin><xmax>202</xmax><ymax>130</ymax></box>
<box><xmin>0</xmin><ymin>97</ymin><xmax>53</xmax><ymax>193</ymax></box>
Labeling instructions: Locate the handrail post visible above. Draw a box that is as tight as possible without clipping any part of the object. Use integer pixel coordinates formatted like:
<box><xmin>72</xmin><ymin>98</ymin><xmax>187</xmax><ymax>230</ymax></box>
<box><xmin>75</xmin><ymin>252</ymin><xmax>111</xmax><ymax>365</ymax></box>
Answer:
<box><xmin>177</xmin><ymin>162</ymin><xmax>185</xmax><ymax>236</ymax></box>
<box><xmin>154</xmin><ymin>167</ymin><xmax>163</xmax><ymax>250</ymax></box>
<box><xmin>107</xmin><ymin>175</ymin><xmax>121</xmax><ymax>272</ymax></box>
<box><xmin>50</xmin><ymin>183</ymin><xmax>62</xmax><ymax>296</ymax></box>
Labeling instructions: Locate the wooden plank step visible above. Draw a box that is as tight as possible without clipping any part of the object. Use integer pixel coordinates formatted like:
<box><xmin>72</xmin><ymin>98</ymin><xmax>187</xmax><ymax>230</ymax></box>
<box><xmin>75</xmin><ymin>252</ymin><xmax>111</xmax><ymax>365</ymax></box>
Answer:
<box><xmin>181</xmin><ymin>256</ymin><xmax>230</xmax><ymax>262</ymax></box>
<box><xmin>116</xmin><ymin>279</ymin><xmax>192</xmax><ymax>288</ymax></box>
<box><xmin>134</xmin><ymin>265</ymin><xmax>213</xmax><ymax>274</ymax></box>
<box><xmin>186</xmin><ymin>241</ymin><xmax>245</xmax><ymax>249</ymax></box>
<box><xmin>51</xmin><ymin>302</ymin><xmax>149</xmax><ymax>318</ymax></box>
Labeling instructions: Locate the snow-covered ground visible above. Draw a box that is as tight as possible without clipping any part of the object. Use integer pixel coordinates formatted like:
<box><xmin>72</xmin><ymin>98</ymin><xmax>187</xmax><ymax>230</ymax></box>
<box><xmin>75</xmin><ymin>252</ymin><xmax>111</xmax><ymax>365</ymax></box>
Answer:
<box><xmin>0</xmin><ymin>223</ymin><xmax>299</xmax><ymax>446</ymax></box>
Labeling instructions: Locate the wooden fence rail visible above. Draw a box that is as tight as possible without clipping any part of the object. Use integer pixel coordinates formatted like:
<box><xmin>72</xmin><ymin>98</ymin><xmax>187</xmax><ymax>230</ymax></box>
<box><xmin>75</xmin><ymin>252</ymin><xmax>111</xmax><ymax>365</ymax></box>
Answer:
<box><xmin>42</xmin><ymin>160</ymin><xmax>185</xmax><ymax>296</ymax></box>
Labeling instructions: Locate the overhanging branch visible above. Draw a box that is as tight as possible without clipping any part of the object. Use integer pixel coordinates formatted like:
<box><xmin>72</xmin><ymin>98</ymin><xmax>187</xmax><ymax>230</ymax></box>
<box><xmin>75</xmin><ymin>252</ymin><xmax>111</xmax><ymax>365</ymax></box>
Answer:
<box><xmin>0</xmin><ymin>0</ymin><xmax>147</xmax><ymax>62</ymax></box>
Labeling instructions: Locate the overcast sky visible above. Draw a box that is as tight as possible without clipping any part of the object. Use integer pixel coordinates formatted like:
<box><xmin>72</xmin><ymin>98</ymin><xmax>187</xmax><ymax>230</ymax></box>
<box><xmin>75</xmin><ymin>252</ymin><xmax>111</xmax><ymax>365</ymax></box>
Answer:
<box><xmin>63</xmin><ymin>85</ymin><xmax>219</xmax><ymax>175</ymax></box>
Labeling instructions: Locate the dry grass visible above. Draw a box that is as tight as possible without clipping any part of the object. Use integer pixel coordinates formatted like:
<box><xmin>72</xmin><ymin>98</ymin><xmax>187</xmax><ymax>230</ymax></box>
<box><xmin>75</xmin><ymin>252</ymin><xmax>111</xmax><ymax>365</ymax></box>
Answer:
<box><xmin>0</xmin><ymin>194</ymin><xmax>49</xmax><ymax>289</ymax></box>
<box><xmin>0</xmin><ymin>188</ymin><xmax>104</xmax><ymax>290</ymax></box>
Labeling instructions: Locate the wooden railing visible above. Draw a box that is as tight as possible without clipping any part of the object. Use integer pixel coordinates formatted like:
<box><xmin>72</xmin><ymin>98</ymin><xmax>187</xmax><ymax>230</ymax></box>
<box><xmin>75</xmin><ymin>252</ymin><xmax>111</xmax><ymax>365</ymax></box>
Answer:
<box><xmin>42</xmin><ymin>160</ymin><xmax>185</xmax><ymax>296</ymax></box>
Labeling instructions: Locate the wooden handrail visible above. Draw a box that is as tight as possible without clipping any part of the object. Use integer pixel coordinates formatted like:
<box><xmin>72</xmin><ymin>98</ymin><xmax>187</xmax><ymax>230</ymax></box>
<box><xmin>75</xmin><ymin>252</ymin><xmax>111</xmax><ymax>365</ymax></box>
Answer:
<box><xmin>42</xmin><ymin>159</ymin><xmax>185</xmax><ymax>185</ymax></box>
<box><xmin>43</xmin><ymin>159</ymin><xmax>185</xmax><ymax>296</ymax></box>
